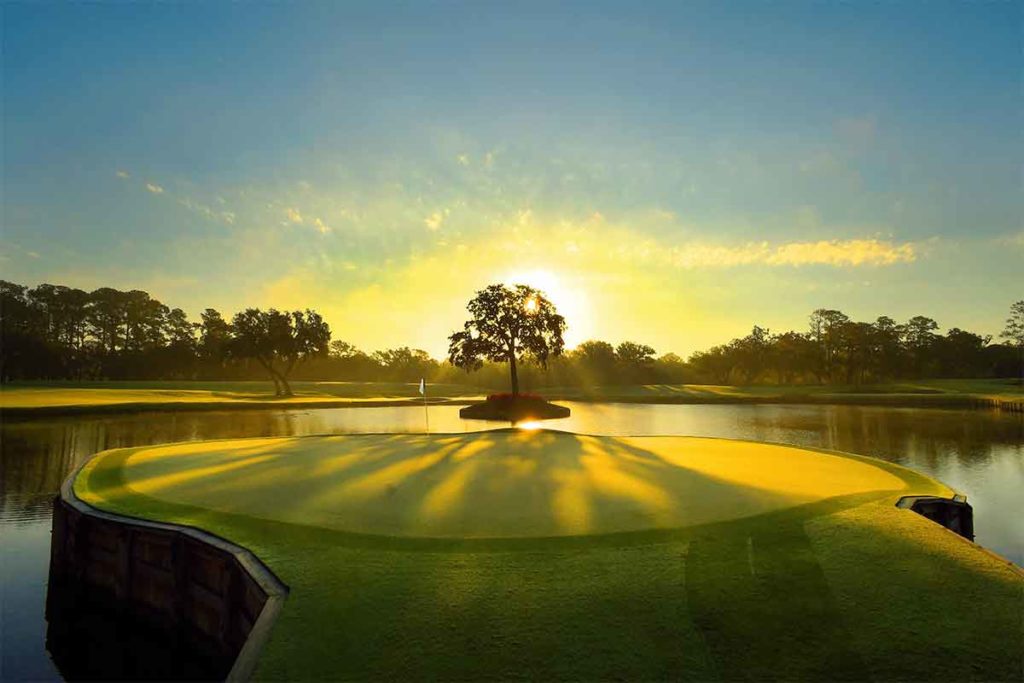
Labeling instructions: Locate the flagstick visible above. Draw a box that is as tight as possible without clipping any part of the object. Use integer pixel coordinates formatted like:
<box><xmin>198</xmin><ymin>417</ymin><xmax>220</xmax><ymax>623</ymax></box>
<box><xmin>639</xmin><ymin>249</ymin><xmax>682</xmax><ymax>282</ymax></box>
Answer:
<box><xmin>422</xmin><ymin>379</ymin><xmax>430</xmax><ymax>433</ymax></box>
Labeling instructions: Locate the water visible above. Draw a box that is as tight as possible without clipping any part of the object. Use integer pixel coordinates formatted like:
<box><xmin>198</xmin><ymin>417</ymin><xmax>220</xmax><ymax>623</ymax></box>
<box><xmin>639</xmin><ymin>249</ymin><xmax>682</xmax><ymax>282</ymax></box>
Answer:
<box><xmin>1</xmin><ymin>403</ymin><xmax>1021</xmax><ymax>680</ymax></box>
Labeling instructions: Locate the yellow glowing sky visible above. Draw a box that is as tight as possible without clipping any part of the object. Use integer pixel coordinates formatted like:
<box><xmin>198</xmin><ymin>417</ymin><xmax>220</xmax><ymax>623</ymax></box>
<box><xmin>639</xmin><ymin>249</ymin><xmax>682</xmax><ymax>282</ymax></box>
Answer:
<box><xmin>258</xmin><ymin>208</ymin><xmax>1003</xmax><ymax>358</ymax></box>
<box><xmin>261</xmin><ymin>214</ymin><xmax>732</xmax><ymax>356</ymax></box>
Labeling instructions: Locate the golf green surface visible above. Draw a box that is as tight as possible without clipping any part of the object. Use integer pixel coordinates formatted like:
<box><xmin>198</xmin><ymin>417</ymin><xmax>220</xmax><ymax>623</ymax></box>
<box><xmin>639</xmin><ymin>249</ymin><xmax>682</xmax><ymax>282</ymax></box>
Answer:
<box><xmin>75</xmin><ymin>431</ymin><xmax>1023</xmax><ymax>681</ymax></box>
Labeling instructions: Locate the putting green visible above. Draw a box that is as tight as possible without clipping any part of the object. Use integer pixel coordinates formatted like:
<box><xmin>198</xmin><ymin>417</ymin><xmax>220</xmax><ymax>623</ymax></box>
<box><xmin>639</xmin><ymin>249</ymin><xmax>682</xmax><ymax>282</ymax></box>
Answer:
<box><xmin>79</xmin><ymin>431</ymin><xmax>909</xmax><ymax>538</ymax></box>
<box><xmin>73</xmin><ymin>430</ymin><xmax>1023</xmax><ymax>681</ymax></box>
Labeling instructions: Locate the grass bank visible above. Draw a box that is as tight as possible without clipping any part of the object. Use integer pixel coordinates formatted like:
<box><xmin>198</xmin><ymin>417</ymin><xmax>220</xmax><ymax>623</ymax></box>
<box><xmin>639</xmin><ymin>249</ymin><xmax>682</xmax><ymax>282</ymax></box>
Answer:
<box><xmin>539</xmin><ymin>378</ymin><xmax>1024</xmax><ymax>411</ymax></box>
<box><xmin>2</xmin><ymin>378</ymin><xmax>1022</xmax><ymax>417</ymax></box>
<box><xmin>0</xmin><ymin>380</ymin><xmax>482</xmax><ymax>417</ymax></box>
<box><xmin>75</xmin><ymin>431</ymin><xmax>1022</xmax><ymax>680</ymax></box>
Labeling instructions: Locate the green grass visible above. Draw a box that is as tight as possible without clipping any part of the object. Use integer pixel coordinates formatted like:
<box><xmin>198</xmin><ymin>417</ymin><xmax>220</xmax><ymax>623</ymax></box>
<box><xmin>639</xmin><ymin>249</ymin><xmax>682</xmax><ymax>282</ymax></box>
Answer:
<box><xmin>0</xmin><ymin>380</ymin><xmax>483</xmax><ymax>414</ymax></box>
<box><xmin>3</xmin><ymin>378</ymin><xmax>1021</xmax><ymax>416</ymax></box>
<box><xmin>541</xmin><ymin>377</ymin><xmax>1024</xmax><ymax>407</ymax></box>
<box><xmin>74</xmin><ymin>431</ymin><xmax>1023</xmax><ymax>681</ymax></box>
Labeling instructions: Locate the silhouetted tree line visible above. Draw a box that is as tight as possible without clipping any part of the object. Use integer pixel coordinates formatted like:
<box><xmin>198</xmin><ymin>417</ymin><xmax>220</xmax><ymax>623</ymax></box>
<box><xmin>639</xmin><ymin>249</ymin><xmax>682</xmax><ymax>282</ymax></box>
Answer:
<box><xmin>1</xmin><ymin>280</ymin><xmax>1020</xmax><ymax>387</ymax></box>
<box><xmin>0</xmin><ymin>281</ymin><xmax>328</xmax><ymax>394</ymax></box>
<box><xmin>686</xmin><ymin>307</ymin><xmax>1023</xmax><ymax>385</ymax></box>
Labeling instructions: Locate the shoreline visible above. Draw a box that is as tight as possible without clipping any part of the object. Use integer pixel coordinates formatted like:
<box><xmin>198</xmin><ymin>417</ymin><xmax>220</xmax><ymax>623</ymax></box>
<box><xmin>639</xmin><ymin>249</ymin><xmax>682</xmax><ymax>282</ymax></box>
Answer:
<box><xmin>2</xmin><ymin>391</ymin><xmax>1021</xmax><ymax>419</ymax></box>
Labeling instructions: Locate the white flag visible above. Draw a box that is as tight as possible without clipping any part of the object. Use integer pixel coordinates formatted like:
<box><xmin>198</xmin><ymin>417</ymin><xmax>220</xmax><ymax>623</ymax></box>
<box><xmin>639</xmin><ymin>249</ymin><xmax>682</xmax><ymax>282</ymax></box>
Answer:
<box><xmin>419</xmin><ymin>378</ymin><xmax>425</xmax><ymax>395</ymax></box>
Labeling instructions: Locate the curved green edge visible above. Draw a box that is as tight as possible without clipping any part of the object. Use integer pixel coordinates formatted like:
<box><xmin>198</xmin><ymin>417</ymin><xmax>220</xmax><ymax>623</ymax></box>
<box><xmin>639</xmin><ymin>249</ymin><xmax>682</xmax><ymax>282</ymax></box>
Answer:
<box><xmin>72</xmin><ymin>435</ymin><xmax>1022</xmax><ymax>681</ymax></box>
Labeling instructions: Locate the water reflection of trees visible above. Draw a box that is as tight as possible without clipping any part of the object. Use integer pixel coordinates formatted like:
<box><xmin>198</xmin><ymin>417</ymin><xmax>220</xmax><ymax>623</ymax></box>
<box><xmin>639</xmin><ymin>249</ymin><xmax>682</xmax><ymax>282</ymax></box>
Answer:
<box><xmin>739</xmin><ymin>406</ymin><xmax>1022</xmax><ymax>467</ymax></box>
<box><xmin>0</xmin><ymin>411</ymin><xmax>305</xmax><ymax>522</ymax></box>
<box><xmin>1</xmin><ymin>405</ymin><xmax>1021</xmax><ymax>524</ymax></box>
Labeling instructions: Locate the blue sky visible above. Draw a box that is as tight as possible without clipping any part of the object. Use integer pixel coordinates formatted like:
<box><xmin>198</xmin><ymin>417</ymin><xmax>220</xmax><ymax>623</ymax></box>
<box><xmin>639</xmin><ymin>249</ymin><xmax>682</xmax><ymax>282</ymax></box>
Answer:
<box><xmin>3</xmin><ymin>1</ymin><xmax>1021</xmax><ymax>356</ymax></box>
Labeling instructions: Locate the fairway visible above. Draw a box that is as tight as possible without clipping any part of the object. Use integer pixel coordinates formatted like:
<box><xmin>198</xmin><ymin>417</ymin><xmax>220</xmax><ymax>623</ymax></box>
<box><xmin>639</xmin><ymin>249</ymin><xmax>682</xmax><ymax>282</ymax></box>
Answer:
<box><xmin>74</xmin><ymin>431</ymin><xmax>1023</xmax><ymax>680</ymax></box>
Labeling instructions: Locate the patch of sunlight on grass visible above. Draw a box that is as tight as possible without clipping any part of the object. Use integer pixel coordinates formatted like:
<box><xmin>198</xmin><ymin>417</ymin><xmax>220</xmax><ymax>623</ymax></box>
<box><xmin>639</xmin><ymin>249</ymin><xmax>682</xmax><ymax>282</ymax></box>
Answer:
<box><xmin>656</xmin><ymin>439</ymin><xmax>907</xmax><ymax>501</ymax></box>
<box><xmin>549</xmin><ymin>465</ymin><xmax>593</xmax><ymax>534</ymax></box>
<box><xmin>419</xmin><ymin>441</ymin><xmax>493</xmax><ymax>522</ymax></box>
<box><xmin>128</xmin><ymin>453</ymin><xmax>278</xmax><ymax>492</ymax></box>
<box><xmin>338</xmin><ymin>441</ymin><xmax>464</xmax><ymax>500</ymax></box>
<box><xmin>580</xmin><ymin>439</ymin><xmax>676</xmax><ymax>517</ymax></box>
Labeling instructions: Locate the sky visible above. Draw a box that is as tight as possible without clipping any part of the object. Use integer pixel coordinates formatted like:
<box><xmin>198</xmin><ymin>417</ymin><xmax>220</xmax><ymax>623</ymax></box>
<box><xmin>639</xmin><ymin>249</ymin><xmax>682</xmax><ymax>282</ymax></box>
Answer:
<box><xmin>3</xmin><ymin>1</ymin><xmax>1021</xmax><ymax>358</ymax></box>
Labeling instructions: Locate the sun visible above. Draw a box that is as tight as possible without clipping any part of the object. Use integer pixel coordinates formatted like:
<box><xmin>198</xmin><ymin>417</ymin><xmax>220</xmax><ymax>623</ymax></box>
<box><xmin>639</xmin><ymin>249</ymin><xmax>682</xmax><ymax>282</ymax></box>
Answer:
<box><xmin>525</xmin><ymin>297</ymin><xmax>538</xmax><ymax>312</ymax></box>
<box><xmin>502</xmin><ymin>269</ymin><xmax>590</xmax><ymax>346</ymax></box>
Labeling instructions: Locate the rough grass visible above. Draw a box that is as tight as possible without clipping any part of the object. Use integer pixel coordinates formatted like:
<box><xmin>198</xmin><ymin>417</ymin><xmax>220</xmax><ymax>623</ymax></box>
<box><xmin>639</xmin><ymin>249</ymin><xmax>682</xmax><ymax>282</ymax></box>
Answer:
<box><xmin>0</xmin><ymin>381</ymin><xmax>482</xmax><ymax>415</ymax></box>
<box><xmin>74</xmin><ymin>432</ymin><xmax>1023</xmax><ymax>681</ymax></box>
<box><xmin>3</xmin><ymin>378</ymin><xmax>1021</xmax><ymax>416</ymax></box>
<box><xmin>543</xmin><ymin>378</ymin><xmax>1024</xmax><ymax>409</ymax></box>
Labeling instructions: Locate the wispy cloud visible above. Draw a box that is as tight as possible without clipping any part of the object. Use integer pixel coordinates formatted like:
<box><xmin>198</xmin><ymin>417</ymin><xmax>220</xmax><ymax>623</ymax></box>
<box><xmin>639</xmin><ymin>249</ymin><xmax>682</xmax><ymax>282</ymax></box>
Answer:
<box><xmin>508</xmin><ymin>215</ymin><xmax>918</xmax><ymax>270</ymax></box>
<box><xmin>283</xmin><ymin>206</ymin><xmax>331</xmax><ymax>234</ymax></box>
<box><xmin>666</xmin><ymin>238</ymin><xmax>916</xmax><ymax>268</ymax></box>
<box><xmin>178</xmin><ymin>198</ymin><xmax>236</xmax><ymax>225</ymax></box>
<box><xmin>424</xmin><ymin>210</ymin><xmax>447</xmax><ymax>231</ymax></box>
<box><xmin>622</xmin><ymin>237</ymin><xmax>921</xmax><ymax>270</ymax></box>
<box><xmin>145</xmin><ymin>182</ymin><xmax>164</xmax><ymax>194</ymax></box>
<box><xmin>116</xmin><ymin>170</ymin><xmax>130</xmax><ymax>179</ymax></box>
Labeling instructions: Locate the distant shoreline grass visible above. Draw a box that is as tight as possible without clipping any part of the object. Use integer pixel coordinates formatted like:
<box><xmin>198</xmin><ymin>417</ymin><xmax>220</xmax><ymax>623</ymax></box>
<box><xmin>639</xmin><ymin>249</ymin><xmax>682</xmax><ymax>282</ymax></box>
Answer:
<box><xmin>1</xmin><ymin>378</ymin><xmax>1021</xmax><ymax>418</ymax></box>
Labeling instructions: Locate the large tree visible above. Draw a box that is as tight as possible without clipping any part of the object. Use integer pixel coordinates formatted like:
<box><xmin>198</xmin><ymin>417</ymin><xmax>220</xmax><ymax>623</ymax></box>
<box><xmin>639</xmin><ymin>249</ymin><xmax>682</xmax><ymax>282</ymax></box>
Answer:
<box><xmin>373</xmin><ymin>347</ymin><xmax>437</xmax><ymax>381</ymax></box>
<box><xmin>616</xmin><ymin>341</ymin><xmax>657</xmax><ymax>383</ymax></box>
<box><xmin>199</xmin><ymin>308</ymin><xmax>232</xmax><ymax>362</ymax></box>
<box><xmin>1001</xmin><ymin>300</ymin><xmax>1024</xmax><ymax>385</ymax></box>
<box><xmin>448</xmin><ymin>283</ymin><xmax>565</xmax><ymax>396</ymax></box>
<box><xmin>902</xmin><ymin>315</ymin><xmax>939</xmax><ymax>378</ymax></box>
<box><xmin>573</xmin><ymin>340</ymin><xmax>618</xmax><ymax>385</ymax></box>
<box><xmin>229</xmin><ymin>308</ymin><xmax>331</xmax><ymax>396</ymax></box>
<box><xmin>808</xmin><ymin>309</ymin><xmax>849</xmax><ymax>383</ymax></box>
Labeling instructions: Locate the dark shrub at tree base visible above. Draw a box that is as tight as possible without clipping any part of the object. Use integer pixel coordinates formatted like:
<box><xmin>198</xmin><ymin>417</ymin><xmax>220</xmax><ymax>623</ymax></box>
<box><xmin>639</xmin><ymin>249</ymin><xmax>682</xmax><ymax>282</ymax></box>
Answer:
<box><xmin>460</xmin><ymin>394</ymin><xmax>570</xmax><ymax>421</ymax></box>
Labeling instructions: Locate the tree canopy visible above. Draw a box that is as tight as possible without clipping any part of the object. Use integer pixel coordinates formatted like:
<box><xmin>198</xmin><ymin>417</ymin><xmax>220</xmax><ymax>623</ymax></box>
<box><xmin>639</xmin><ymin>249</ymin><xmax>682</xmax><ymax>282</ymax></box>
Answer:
<box><xmin>228</xmin><ymin>308</ymin><xmax>330</xmax><ymax>396</ymax></box>
<box><xmin>1001</xmin><ymin>300</ymin><xmax>1024</xmax><ymax>383</ymax></box>
<box><xmin>448</xmin><ymin>283</ymin><xmax>565</xmax><ymax>395</ymax></box>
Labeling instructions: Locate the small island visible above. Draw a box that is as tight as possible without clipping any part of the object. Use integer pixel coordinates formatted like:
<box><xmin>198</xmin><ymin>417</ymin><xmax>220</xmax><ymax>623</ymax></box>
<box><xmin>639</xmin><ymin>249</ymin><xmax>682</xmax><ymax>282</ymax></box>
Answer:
<box><xmin>460</xmin><ymin>392</ymin><xmax>570</xmax><ymax>421</ymax></box>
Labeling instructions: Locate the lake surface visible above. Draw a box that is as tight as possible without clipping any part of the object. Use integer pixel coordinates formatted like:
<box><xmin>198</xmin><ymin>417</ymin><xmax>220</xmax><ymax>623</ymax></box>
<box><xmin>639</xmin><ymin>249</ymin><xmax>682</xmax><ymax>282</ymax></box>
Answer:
<box><xmin>1</xmin><ymin>402</ymin><xmax>1021</xmax><ymax>680</ymax></box>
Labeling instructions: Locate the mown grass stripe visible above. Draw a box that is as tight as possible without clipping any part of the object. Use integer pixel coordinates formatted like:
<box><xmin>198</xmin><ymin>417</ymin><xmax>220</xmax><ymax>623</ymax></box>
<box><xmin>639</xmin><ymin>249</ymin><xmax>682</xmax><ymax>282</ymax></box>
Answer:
<box><xmin>687</xmin><ymin>521</ymin><xmax>869</xmax><ymax>681</ymax></box>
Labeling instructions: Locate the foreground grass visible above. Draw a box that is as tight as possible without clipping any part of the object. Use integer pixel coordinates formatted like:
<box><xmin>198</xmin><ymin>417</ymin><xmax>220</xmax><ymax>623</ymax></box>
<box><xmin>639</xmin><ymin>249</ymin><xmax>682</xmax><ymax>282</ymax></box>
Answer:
<box><xmin>75</xmin><ymin>432</ymin><xmax>1022</xmax><ymax>680</ymax></box>
<box><xmin>3</xmin><ymin>377</ymin><xmax>1022</xmax><ymax>415</ymax></box>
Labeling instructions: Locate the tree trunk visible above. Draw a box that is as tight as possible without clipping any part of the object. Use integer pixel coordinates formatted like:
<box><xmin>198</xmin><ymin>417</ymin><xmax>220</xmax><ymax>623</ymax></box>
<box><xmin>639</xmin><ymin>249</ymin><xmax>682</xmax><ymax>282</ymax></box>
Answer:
<box><xmin>509</xmin><ymin>352</ymin><xmax>519</xmax><ymax>397</ymax></box>
<box><xmin>278</xmin><ymin>371</ymin><xmax>293</xmax><ymax>397</ymax></box>
<box><xmin>257</xmin><ymin>357</ymin><xmax>282</xmax><ymax>396</ymax></box>
<box><xmin>279</xmin><ymin>357</ymin><xmax>297</xmax><ymax>397</ymax></box>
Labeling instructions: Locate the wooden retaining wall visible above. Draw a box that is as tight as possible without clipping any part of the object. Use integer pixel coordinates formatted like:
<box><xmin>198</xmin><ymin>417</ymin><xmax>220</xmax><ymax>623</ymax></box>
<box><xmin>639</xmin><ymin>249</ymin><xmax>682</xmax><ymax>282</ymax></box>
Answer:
<box><xmin>896</xmin><ymin>495</ymin><xmax>975</xmax><ymax>541</ymax></box>
<box><xmin>48</xmin><ymin>474</ymin><xmax>287</xmax><ymax>681</ymax></box>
